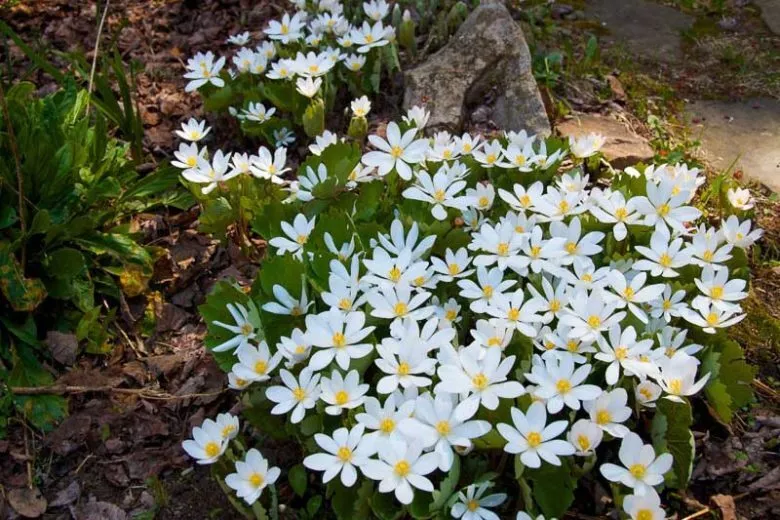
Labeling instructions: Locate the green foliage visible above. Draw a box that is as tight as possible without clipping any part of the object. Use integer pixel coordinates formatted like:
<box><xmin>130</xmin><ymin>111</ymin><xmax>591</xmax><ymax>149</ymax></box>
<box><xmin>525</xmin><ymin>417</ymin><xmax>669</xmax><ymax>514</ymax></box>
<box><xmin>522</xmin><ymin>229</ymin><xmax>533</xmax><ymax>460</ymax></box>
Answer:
<box><xmin>651</xmin><ymin>399</ymin><xmax>694</xmax><ymax>488</ymax></box>
<box><xmin>702</xmin><ymin>337</ymin><xmax>756</xmax><ymax>423</ymax></box>
<box><xmin>524</xmin><ymin>460</ymin><xmax>577</xmax><ymax>519</ymax></box>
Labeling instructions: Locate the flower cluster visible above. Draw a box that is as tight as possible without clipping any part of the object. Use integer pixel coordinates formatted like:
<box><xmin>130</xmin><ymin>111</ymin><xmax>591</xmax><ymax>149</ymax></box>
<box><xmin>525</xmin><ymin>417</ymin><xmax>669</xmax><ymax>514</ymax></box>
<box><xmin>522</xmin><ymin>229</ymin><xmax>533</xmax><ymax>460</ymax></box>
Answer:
<box><xmin>182</xmin><ymin>101</ymin><xmax>760</xmax><ymax>519</ymax></box>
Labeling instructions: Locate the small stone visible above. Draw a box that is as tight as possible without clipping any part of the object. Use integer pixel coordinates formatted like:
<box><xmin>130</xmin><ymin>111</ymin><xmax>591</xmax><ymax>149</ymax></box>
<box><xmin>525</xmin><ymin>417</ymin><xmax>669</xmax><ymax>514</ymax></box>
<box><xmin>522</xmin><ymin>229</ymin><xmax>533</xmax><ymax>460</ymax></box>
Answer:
<box><xmin>403</xmin><ymin>0</ymin><xmax>549</xmax><ymax>135</ymax></box>
<box><xmin>755</xmin><ymin>0</ymin><xmax>780</xmax><ymax>35</ymax></box>
<box><xmin>557</xmin><ymin>114</ymin><xmax>654</xmax><ymax>169</ymax></box>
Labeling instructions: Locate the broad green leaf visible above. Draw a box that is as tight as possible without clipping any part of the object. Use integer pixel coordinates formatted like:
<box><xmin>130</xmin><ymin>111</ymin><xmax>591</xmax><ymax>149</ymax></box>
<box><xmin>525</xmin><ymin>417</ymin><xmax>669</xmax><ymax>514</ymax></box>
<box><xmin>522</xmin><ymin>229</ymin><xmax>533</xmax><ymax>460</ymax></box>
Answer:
<box><xmin>651</xmin><ymin>398</ymin><xmax>694</xmax><ymax>488</ymax></box>
<box><xmin>45</xmin><ymin>248</ymin><xmax>86</xmax><ymax>279</ymax></box>
<box><xmin>525</xmin><ymin>459</ymin><xmax>576</xmax><ymax>519</ymax></box>
<box><xmin>288</xmin><ymin>463</ymin><xmax>307</xmax><ymax>497</ymax></box>
<box><xmin>8</xmin><ymin>345</ymin><xmax>68</xmax><ymax>431</ymax></box>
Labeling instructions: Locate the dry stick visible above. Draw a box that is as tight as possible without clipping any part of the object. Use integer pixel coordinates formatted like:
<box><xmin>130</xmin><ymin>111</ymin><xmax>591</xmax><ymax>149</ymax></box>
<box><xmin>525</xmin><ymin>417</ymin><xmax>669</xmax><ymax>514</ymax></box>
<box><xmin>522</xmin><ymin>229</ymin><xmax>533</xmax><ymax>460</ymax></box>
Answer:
<box><xmin>9</xmin><ymin>385</ymin><xmax>225</xmax><ymax>401</ymax></box>
<box><xmin>86</xmin><ymin>0</ymin><xmax>111</xmax><ymax>117</ymax></box>
<box><xmin>0</xmin><ymin>81</ymin><xmax>26</xmax><ymax>266</ymax></box>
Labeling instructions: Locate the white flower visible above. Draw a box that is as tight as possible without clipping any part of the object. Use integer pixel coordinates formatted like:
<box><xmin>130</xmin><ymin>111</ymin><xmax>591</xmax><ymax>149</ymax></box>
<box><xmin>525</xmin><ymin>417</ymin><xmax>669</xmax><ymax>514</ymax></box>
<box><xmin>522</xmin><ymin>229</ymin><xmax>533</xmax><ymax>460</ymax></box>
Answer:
<box><xmin>633</xmin><ymin>223</ymin><xmax>694</xmax><ymax>278</ymax></box>
<box><xmin>172</xmin><ymin>142</ymin><xmax>206</xmax><ymax>171</ymax></box>
<box><xmin>727</xmin><ymin>187</ymin><xmax>754</xmax><ymax>210</ymax></box>
<box><xmin>241</xmin><ymin>102</ymin><xmax>275</xmax><ymax>123</ymax></box>
<box><xmin>473</xmin><ymin>140</ymin><xmax>503</xmax><ymax>168</ymax></box>
<box><xmin>231</xmin><ymin>341</ymin><xmax>283</xmax><ymax>384</ymax></box>
<box><xmin>457</xmin><ymin>266</ymin><xmax>516</xmax><ymax>313</ymax></box>
<box><xmin>398</xmin><ymin>394</ymin><xmax>491</xmax><ymax>471</ymax></box>
<box><xmin>549</xmin><ymin>217</ymin><xmax>604</xmax><ymax>265</ymax></box>
<box><xmin>296</xmin><ymin>163</ymin><xmax>329</xmax><ymax>202</ymax></box>
<box><xmin>402</xmin><ymin>166</ymin><xmax>468</xmax><ymax>220</ymax></box>
<box><xmin>635</xmin><ymin>381</ymin><xmax>662</xmax><ymax>408</ymax></box>
<box><xmin>265</xmin><ymin>367</ymin><xmax>321</xmax><ymax>424</ymax></box>
<box><xmin>375</xmin><ymin>339</ymin><xmax>436</xmax><ymax>393</ymax></box>
<box><xmin>212</xmin><ymin>303</ymin><xmax>257</xmax><ymax>353</ymax></box>
<box><xmin>687</xmin><ymin>224</ymin><xmax>732</xmax><ymax>268</ymax></box>
<box><xmin>357</xmin><ymin>394</ymin><xmax>416</xmax><ymax>442</ymax></box>
<box><xmin>693</xmin><ymin>265</ymin><xmax>746</xmax><ymax>311</ymax></box>
<box><xmin>344</xmin><ymin>54</ymin><xmax>367</xmax><ymax>71</ymax></box>
<box><xmin>266</xmin><ymin>12</ymin><xmax>306</xmax><ymax>44</ymax></box>
<box><xmin>589</xmin><ymin>190</ymin><xmax>642</xmax><ymax>241</ymax></box>
<box><xmin>465</xmin><ymin>183</ymin><xmax>496</xmax><ymax>211</ymax></box>
<box><xmin>183</xmin><ymin>150</ymin><xmax>237</xmax><ymax>194</ymax></box>
<box><xmin>262</xmin><ymin>284</ymin><xmax>311</xmax><ymax>316</ymax></box>
<box><xmin>308</xmin><ymin>131</ymin><xmax>339</xmax><ymax>157</ymax></box>
<box><xmin>436</xmin><ymin>345</ymin><xmax>525</xmax><ymax>418</ymax></box>
<box><xmin>268</xmin><ymin>213</ymin><xmax>316</xmax><ymax>260</ymax></box>
<box><xmin>567</xmin><ymin>418</ymin><xmax>603</xmax><ymax>456</ymax></box>
<box><xmin>361</xmin><ymin>439</ymin><xmax>439</xmax><ymax>505</ymax></box>
<box><xmin>559</xmin><ymin>290</ymin><xmax>626</xmax><ymax>342</ymax></box>
<box><xmin>568</xmin><ymin>133</ymin><xmax>606</xmax><ymax>158</ymax></box>
<box><xmin>273</xmin><ymin>127</ymin><xmax>296</xmax><ymax>147</ymax></box>
<box><xmin>320</xmin><ymin>369</ymin><xmax>369</xmax><ymax>415</ymax></box>
<box><xmin>184</xmin><ymin>52</ymin><xmax>225</xmax><ymax>92</ymax></box>
<box><xmin>648</xmin><ymin>285</ymin><xmax>687</xmax><ymax>322</ymax></box>
<box><xmin>680</xmin><ymin>298</ymin><xmax>745</xmax><ymax>334</ymax></box>
<box><xmin>352</xmin><ymin>21</ymin><xmax>391</xmax><ymax>53</ymax></box>
<box><xmin>484</xmin><ymin>291</ymin><xmax>544</xmax><ymax>338</ymax></box>
<box><xmin>176</xmin><ymin>118</ymin><xmax>211</xmax><ymax>142</ymax></box>
<box><xmin>250</xmin><ymin>146</ymin><xmax>290</xmax><ymax>183</ymax></box>
<box><xmin>267</xmin><ymin>59</ymin><xmax>295</xmax><ymax>80</ymax></box>
<box><xmin>451</xmin><ymin>482</ymin><xmax>507</xmax><ymax>520</ymax></box>
<box><xmin>497</xmin><ymin>401</ymin><xmax>575</xmax><ymax>468</ymax></box>
<box><xmin>228</xmin><ymin>371</ymin><xmax>252</xmax><ymax>390</ymax></box>
<box><xmin>227</xmin><ymin>31</ymin><xmax>251</xmax><ymax>45</ymax></box>
<box><xmin>600</xmin><ymin>432</ymin><xmax>673</xmax><ymax>495</ymax></box>
<box><xmin>653</xmin><ymin>351</ymin><xmax>710</xmax><ymax>402</ymax></box>
<box><xmin>403</xmin><ymin>105</ymin><xmax>430</xmax><ymax>129</ymax></box>
<box><xmin>306</xmin><ymin>309</ymin><xmax>375</xmax><ymax>371</ymax></box>
<box><xmin>524</xmin><ymin>355</ymin><xmax>602</xmax><ymax>413</ymax></box>
<box><xmin>363</xmin><ymin>0</ymin><xmax>390</xmax><ymax>20</ymax></box>
<box><xmin>722</xmin><ymin>216</ymin><xmax>762</xmax><ymax>248</ymax></box>
<box><xmin>374</xmin><ymin>219</ymin><xmax>436</xmax><ymax>260</ymax></box>
<box><xmin>363</xmin><ymin>122</ymin><xmax>429</xmax><ymax>180</ymax></box>
<box><xmin>278</xmin><ymin>329</ymin><xmax>312</xmax><ymax>368</ymax></box>
<box><xmin>303</xmin><ymin>424</ymin><xmax>375</xmax><ymax>486</ymax></box>
<box><xmin>296</xmin><ymin>76</ymin><xmax>323</xmax><ymax>97</ymax></box>
<box><xmin>624</xmin><ymin>490</ymin><xmax>665</xmax><ymax>520</ymax></box>
<box><xmin>498</xmin><ymin>181</ymin><xmax>544</xmax><ymax>212</ymax></box>
<box><xmin>182</xmin><ymin>418</ymin><xmax>227</xmax><ymax>464</ymax></box>
<box><xmin>225</xmin><ymin>449</ymin><xmax>280</xmax><ymax>505</ymax></box>
<box><xmin>634</xmin><ymin>180</ymin><xmax>701</xmax><ymax>232</ymax></box>
<box><xmin>351</xmin><ymin>95</ymin><xmax>371</xmax><ymax>116</ymax></box>
<box><xmin>595</xmin><ymin>324</ymin><xmax>654</xmax><ymax>384</ymax></box>
<box><xmin>257</xmin><ymin>41</ymin><xmax>276</xmax><ymax>60</ymax></box>
<box><xmin>585</xmin><ymin>388</ymin><xmax>632</xmax><ymax>437</ymax></box>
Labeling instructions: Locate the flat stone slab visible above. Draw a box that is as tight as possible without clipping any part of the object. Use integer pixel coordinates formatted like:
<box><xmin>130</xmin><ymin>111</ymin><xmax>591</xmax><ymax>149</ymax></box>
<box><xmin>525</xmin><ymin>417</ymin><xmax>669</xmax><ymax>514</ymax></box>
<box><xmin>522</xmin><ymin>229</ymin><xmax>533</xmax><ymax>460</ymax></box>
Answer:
<box><xmin>755</xmin><ymin>0</ymin><xmax>780</xmax><ymax>35</ymax></box>
<box><xmin>557</xmin><ymin>114</ymin><xmax>654</xmax><ymax>169</ymax></box>
<box><xmin>585</xmin><ymin>0</ymin><xmax>694</xmax><ymax>63</ymax></box>
<box><xmin>685</xmin><ymin>99</ymin><xmax>780</xmax><ymax>192</ymax></box>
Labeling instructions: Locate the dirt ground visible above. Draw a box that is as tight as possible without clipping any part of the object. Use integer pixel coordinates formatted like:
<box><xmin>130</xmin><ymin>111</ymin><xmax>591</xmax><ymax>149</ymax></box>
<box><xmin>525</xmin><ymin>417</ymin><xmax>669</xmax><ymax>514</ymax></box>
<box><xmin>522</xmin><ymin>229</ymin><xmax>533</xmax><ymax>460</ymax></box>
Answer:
<box><xmin>1</xmin><ymin>0</ymin><xmax>779</xmax><ymax>519</ymax></box>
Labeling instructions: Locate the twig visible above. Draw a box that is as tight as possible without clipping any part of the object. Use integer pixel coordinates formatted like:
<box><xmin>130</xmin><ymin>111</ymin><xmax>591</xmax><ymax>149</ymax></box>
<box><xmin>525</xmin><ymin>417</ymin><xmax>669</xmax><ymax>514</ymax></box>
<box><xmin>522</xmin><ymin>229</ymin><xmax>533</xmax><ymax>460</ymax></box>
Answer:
<box><xmin>86</xmin><ymin>0</ymin><xmax>111</xmax><ymax>117</ymax></box>
<box><xmin>74</xmin><ymin>453</ymin><xmax>94</xmax><ymax>474</ymax></box>
<box><xmin>10</xmin><ymin>385</ymin><xmax>225</xmax><ymax>401</ymax></box>
<box><xmin>23</xmin><ymin>420</ymin><xmax>33</xmax><ymax>488</ymax></box>
<box><xmin>680</xmin><ymin>508</ymin><xmax>712</xmax><ymax>520</ymax></box>
<box><xmin>0</xmin><ymin>80</ymin><xmax>27</xmax><ymax>266</ymax></box>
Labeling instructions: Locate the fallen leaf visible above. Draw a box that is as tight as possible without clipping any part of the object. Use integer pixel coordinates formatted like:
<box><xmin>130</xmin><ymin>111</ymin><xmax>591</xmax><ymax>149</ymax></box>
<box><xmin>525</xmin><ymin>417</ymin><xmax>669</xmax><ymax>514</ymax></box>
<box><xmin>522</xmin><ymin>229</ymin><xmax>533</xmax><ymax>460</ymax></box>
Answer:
<box><xmin>73</xmin><ymin>500</ymin><xmax>127</xmax><ymax>520</ymax></box>
<box><xmin>45</xmin><ymin>331</ymin><xmax>79</xmax><ymax>365</ymax></box>
<box><xmin>49</xmin><ymin>481</ymin><xmax>81</xmax><ymax>508</ymax></box>
<box><xmin>8</xmin><ymin>487</ymin><xmax>47</xmax><ymax>518</ymax></box>
<box><xmin>711</xmin><ymin>494</ymin><xmax>737</xmax><ymax>520</ymax></box>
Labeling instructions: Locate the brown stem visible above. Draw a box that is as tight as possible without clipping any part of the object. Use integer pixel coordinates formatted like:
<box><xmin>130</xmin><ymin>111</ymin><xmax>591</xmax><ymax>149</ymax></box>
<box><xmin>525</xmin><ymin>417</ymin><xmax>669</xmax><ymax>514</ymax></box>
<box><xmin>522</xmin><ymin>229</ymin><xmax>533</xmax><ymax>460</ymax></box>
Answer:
<box><xmin>10</xmin><ymin>385</ymin><xmax>225</xmax><ymax>401</ymax></box>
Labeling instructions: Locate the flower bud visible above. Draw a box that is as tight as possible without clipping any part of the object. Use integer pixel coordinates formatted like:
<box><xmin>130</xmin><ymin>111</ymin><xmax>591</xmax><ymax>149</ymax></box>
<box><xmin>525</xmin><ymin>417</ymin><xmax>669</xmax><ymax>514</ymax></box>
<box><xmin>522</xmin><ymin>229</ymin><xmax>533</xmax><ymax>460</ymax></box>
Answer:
<box><xmin>303</xmin><ymin>98</ymin><xmax>325</xmax><ymax>138</ymax></box>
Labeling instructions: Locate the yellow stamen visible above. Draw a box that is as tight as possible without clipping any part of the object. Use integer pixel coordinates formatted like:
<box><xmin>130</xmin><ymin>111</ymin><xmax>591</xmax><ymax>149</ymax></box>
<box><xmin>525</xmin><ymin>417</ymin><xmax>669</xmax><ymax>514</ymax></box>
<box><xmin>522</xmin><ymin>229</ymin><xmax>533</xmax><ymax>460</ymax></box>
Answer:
<box><xmin>526</xmin><ymin>432</ymin><xmax>542</xmax><ymax>448</ymax></box>
<box><xmin>249</xmin><ymin>473</ymin><xmax>265</xmax><ymax>487</ymax></box>
<box><xmin>472</xmin><ymin>373</ymin><xmax>488</xmax><ymax>390</ymax></box>
<box><xmin>335</xmin><ymin>390</ymin><xmax>349</xmax><ymax>405</ymax></box>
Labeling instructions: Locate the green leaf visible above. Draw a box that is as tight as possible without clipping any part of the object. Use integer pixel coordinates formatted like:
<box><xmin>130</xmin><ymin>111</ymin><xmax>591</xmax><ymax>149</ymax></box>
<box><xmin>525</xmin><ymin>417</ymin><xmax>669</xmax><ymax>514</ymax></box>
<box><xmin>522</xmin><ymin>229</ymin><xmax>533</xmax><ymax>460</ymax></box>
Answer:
<box><xmin>429</xmin><ymin>456</ymin><xmax>460</xmax><ymax>512</ymax></box>
<box><xmin>370</xmin><ymin>489</ymin><xmax>404</xmax><ymax>520</ymax></box>
<box><xmin>306</xmin><ymin>495</ymin><xmax>322</xmax><ymax>517</ymax></box>
<box><xmin>717</xmin><ymin>339</ymin><xmax>755</xmax><ymax>409</ymax></box>
<box><xmin>0</xmin><ymin>243</ymin><xmax>47</xmax><ymax>312</ymax></box>
<box><xmin>330</xmin><ymin>479</ymin><xmax>373</xmax><ymax>520</ymax></box>
<box><xmin>288</xmin><ymin>464</ymin><xmax>307</xmax><ymax>497</ymax></box>
<box><xmin>8</xmin><ymin>345</ymin><xmax>68</xmax><ymax>431</ymax></box>
<box><xmin>45</xmin><ymin>248</ymin><xmax>86</xmax><ymax>279</ymax></box>
<box><xmin>525</xmin><ymin>459</ymin><xmax>576</xmax><ymax>518</ymax></box>
<box><xmin>651</xmin><ymin>398</ymin><xmax>694</xmax><ymax>488</ymax></box>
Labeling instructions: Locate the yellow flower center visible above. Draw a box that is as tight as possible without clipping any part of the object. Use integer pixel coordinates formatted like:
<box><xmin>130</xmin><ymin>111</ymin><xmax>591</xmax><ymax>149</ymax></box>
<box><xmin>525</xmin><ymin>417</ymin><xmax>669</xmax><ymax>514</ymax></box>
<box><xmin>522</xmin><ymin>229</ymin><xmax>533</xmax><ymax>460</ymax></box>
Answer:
<box><xmin>663</xmin><ymin>299</ymin><xmax>672</xmax><ymax>310</ymax></box>
<box><xmin>665</xmin><ymin>347</ymin><xmax>677</xmax><ymax>357</ymax></box>
<box><xmin>639</xmin><ymin>387</ymin><xmax>654</xmax><ymax>401</ymax></box>
<box><xmin>221</xmin><ymin>424</ymin><xmax>236</xmax><ymax>438</ymax></box>
<box><xmin>615</xmin><ymin>207</ymin><xmax>628</xmax><ymax>220</ymax></box>
<box><xmin>394</xmin><ymin>302</ymin><xmax>409</xmax><ymax>316</ymax></box>
<box><xmin>413</xmin><ymin>276</ymin><xmax>426</xmax><ymax>287</ymax></box>
<box><xmin>364</xmin><ymin>34</ymin><xmax>375</xmax><ymax>43</ymax></box>
<box><xmin>577</xmin><ymin>434</ymin><xmax>591</xmax><ymax>451</ymax></box>
<box><xmin>485</xmin><ymin>153</ymin><xmax>496</xmax><ymax>164</ymax></box>
<box><xmin>514</xmin><ymin>155</ymin><xmax>526</xmax><ymax>166</ymax></box>
<box><xmin>290</xmin><ymin>306</ymin><xmax>302</xmax><ymax>317</ymax></box>
<box><xmin>623</xmin><ymin>287</ymin><xmax>635</xmax><ymax>300</ymax></box>
<box><xmin>657</xmin><ymin>203</ymin><xmax>670</xmax><ymax>217</ymax></box>
<box><xmin>204</xmin><ymin>441</ymin><xmax>221</xmax><ymax>458</ymax></box>
<box><xmin>433</xmin><ymin>189</ymin><xmax>446</xmax><ymax>202</ymax></box>
<box><xmin>379</xmin><ymin>417</ymin><xmax>396</xmax><ymax>434</ymax></box>
<box><xmin>445</xmin><ymin>309</ymin><xmax>458</xmax><ymax>321</ymax></box>
<box><xmin>443</xmin><ymin>149</ymin><xmax>453</xmax><ymax>159</ymax></box>
<box><xmin>710</xmin><ymin>286</ymin><xmax>724</xmax><ymax>299</ymax></box>
<box><xmin>186</xmin><ymin>156</ymin><xmax>198</xmax><ymax>167</ymax></box>
<box><xmin>615</xmin><ymin>346</ymin><xmax>628</xmax><ymax>360</ymax></box>
<box><xmin>467</xmin><ymin>499</ymin><xmax>480</xmax><ymax>512</ymax></box>
<box><xmin>309</xmin><ymin>64</ymin><xmax>319</xmax><ymax>74</ymax></box>
<box><xmin>472</xmin><ymin>373</ymin><xmax>489</xmax><ymax>390</ymax></box>
<box><xmin>338</xmin><ymin>298</ymin><xmax>352</xmax><ymax>311</ymax></box>
<box><xmin>436</xmin><ymin>420</ymin><xmax>451</xmax><ymax>435</ymax></box>
<box><xmin>240</xmin><ymin>323</ymin><xmax>254</xmax><ymax>336</ymax></box>
<box><xmin>549</xmin><ymin>299</ymin><xmax>561</xmax><ymax>313</ymax></box>
<box><xmin>296</xmin><ymin>234</ymin><xmax>308</xmax><ymax>245</ymax></box>
<box><xmin>544</xmin><ymin>341</ymin><xmax>556</xmax><ymax>350</ymax></box>
<box><xmin>507</xmin><ymin>308</ymin><xmax>520</xmax><ymax>321</ymax></box>
<box><xmin>337</xmin><ymin>446</ymin><xmax>352</xmax><ymax>462</ymax></box>
<box><xmin>235</xmin><ymin>378</ymin><xmax>248</xmax><ymax>387</ymax></box>
<box><xmin>596</xmin><ymin>410</ymin><xmax>612</xmax><ymax>425</ymax></box>
<box><xmin>706</xmin><ymin>312</ymin><xmax>719</xmax><ymax>326</ymax></box>
<box><xmin>702</xmin><ymin>250</ymin><xmax>714</xmax><ymax>262</ymax></box>
<box><xmin>558</xmin><ymin>200</ymin><xmax>570</xmax><ymax>213</ymax></box>
<box><xmin>497</xmin><ymin>242</ymin><xmax>510</xmax><ymax>256</ymax></box>
<box><xmin>520</xmin><ymin>194</ymin><xmax>531</xmax><ymax>207</ymax></box>
<box><xmin>294</xmin><ymin>345</ymin><xmax>306</xmax><ymax>354</ymax></box>
<box><xmin>388</xmin><ymin>266</ymin><xmax>402</xmax><ymax>282</ymax></box>
<box><xmin>487</xmin><ymin>337</ymin><xmax>502</xmax><ymax>347</ymax></box>
<box><xmin>587</xmin><ymin>315</ymin><xmax>602</xmax><ymax>328</ymax></box>
<box><xmin>268</xmin><ymin>164</ymin><xmax>277</xmax><ymax>174</ymax></box>
<box><xmin>463</xmin><ymin>143</ymin><xmax>472</xmax><ymax>153</ymax></box>
<box><xmin>249</xmin><ymin>472</ymin><xmax>265</xmax><ymax>487</ymax></box>
<box><xmin>254</xmin><ymin>360</ymin><xmax>268</xmax><ymax>375</ymax></box>
<box><xmin>478</xmin><ymin>196</ymin><xmax>489</xmax><ymax>208</ymax></box>
<box><xmin>567</xmin><ymin>340</ymin><xmax>578</xmax><ymax>352</ymax></box>
<box><xmin>515</xmin><ymin>225</ymin><xmax>525</xmax><ymax>233</ymax></box>
<box><xmin>390</xmin><ymin>145</ymin><xmax>404</xmax><ymax>158</ymax></box>
<box><xmin>448</xmin><ymin>263</ymin><xmax>461</xmax><ymax>275</ymax></box>
<box><xmin>565</xmin><ymin>241</ymin><xmax>578</xmax><ymax>254</ymax></box>
<box><xmin>629</xmin><ymin>463</ymin><xmax>647</xmax><ymax>479</ymax></box>
<box><xmin>637</xmin><ymin>510</ymin><xmax>653</xmax><ymax>520</ymax></box>
<box><xmin>293</xmin><ymin>386</ymin><xmax>307</xmax><ymax>401</ymax></box>
<box><xmin>281</xmin><ymin>24</ymin><xmax>289</xmax><ymax>34</ymax></box>
<box><xmin>335</xmin><ymin>390</ymin><xmax>349</xmax><ymax>405</ymax></box>
<box><xmin>482</xmin><ymin>285</ymin><xmax>494</xmax><ymax>298</ymax></box>
<box><xmin>397</xmin><ymin>362</ymin><xmax>410</xmax><ymax>376</ymax></box>
<box><xmin>556</xmin><ymin>379</ymin><xmax>572</xmax><ymax>394</ymax></box>
<box><xmin>582</xmin><ymin>274</ymin><xmax>593</xmax><ymax>283</ymax></box>
<box><xmin>332</xmin><ymin>332</ymin><xmax>346</xmax><ymax>348</ymax></box>
<box><xmin>530</xmin><ymin>245</ymin><xmax>542</xmax><ymax>257</ymax></box>
<box><xmin>526</xmin><ymin>431</ymin><xmax>542</xmax><ymax>448</ymax></box>
<box><xmin>668</xmin><ymin>378</ymin><xmax>683</xmax><ymax>395</ymax></box>
<box><xmin>370</xmin><ymin>453</ymin><xmax>403</xmax><ymax>478</ymax></box>
<box><xmin>658</xmin><ymin>253</ymin><xmax>672</xmax><ymax>268</ymax></box>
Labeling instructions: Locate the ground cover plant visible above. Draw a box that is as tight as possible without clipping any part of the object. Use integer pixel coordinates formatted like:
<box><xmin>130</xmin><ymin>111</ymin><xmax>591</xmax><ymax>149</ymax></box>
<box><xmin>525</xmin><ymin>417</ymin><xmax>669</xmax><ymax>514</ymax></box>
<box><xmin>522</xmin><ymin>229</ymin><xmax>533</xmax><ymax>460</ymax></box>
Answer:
<box><xmin>179</xmin><ymin>92</ymin><xmax>760</xmax><ymax>518</ymax></box>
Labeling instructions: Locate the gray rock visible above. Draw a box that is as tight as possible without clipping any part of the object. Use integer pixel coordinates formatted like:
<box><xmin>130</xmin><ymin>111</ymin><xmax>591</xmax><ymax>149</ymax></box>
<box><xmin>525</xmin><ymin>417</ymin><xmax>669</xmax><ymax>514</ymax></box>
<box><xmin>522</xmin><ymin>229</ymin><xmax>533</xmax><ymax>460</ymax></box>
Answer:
<box><xmin>557</xmin><ymin>114</ymin><xmax>654</xmax><ymax>169</ymax></box>
<box><xmin>685</xmin><ymin>99</ymin><xmax>780</xmax><ymax>192</ymax></box>
<box><xmin>755</xmin><ymin>0</ymin><xmax>780</xmax><ymax>35</ymax></box>
<box><xmin>585</xmin><ymin>0</ymin><xmax>694</xmax><ymax>63</ymax></box>
<box><xmin>403</xmin><ymin>0</ymin><xmax>550</xmax><ymax>135</ymax></box>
